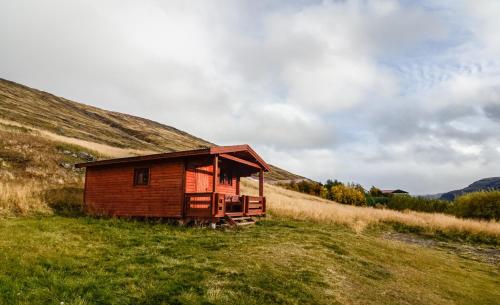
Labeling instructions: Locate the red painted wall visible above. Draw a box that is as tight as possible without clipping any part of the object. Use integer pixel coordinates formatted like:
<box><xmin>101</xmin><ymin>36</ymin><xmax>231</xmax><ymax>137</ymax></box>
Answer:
<box><xmin>84</xmin><ymin>160</ymin><xmax>184</xmax><ymax>217</ymax></box>
<box><xmin>185</xmin><ymin>157</ymin><xmax>237</xmax><ymax>194</ymax></box>
<box><xmin>185</xmin><ymin>157</ymin><xmax>213</xmax><ymax>193</ymax></box>
<box><xmin>216</xmin><ymin>176</ymin><xmax>237</xmax><ymax>194</ymax></box>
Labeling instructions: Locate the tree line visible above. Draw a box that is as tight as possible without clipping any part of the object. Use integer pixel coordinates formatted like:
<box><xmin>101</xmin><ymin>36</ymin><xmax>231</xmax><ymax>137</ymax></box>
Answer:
<box><xmin>276</xmin><ymin>179</ymin><xmax>499</xmax><ymax>220</ymax></box>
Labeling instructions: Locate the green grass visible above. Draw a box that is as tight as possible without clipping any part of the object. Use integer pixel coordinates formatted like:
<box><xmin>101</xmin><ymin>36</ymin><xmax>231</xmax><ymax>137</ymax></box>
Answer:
<box><xmin>0</xmin><ymin>216</ymin><xmax>498</xmax><ymax>305</ymax></box>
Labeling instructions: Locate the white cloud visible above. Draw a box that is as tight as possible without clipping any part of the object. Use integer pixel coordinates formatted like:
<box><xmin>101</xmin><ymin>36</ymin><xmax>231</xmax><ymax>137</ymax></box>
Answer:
<box><xmin>1</xmin><ymin>0</ymin><xmax>499</xmax><ymax>194</ymax></box>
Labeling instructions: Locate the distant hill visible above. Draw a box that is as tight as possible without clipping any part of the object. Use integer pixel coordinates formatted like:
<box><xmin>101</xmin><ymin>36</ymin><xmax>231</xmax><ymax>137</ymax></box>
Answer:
<box><xmin>0</xmin><ymin>78</ymin><xmax>303</xmax><ymax>181</ymax></box>
<box><xmin>419</xmin><ymin>193</ymin><xmax>444</xmax><ymax>200</ymax></box>
<box><xmin>440</xmin><ymin>177</ymin><xmax>500</xmax><ymax>201</ymax></box>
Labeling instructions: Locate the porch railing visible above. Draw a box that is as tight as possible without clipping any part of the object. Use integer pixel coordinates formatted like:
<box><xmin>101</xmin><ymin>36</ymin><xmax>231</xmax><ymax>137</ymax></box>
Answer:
<box><xmin>184</xmin><ymin>192</ymin><xmax>214</xmax><ymax>218</ymax></box>
<box><xmin>183</xmin><ymin>192</ymin><xmax>265</xmax><ymax>218</ymax></box>
<box><xmin>244</xmin><ymin>196</ymin><xmax>266</xmax><ymax>216</ymax></box>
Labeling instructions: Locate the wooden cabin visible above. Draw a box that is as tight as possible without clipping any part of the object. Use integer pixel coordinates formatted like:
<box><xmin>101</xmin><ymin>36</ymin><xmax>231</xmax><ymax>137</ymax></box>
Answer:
<box><xmin>75</xmin><ymin>145</ymin><xmax>269</xmax><ymax>223</ymax></box>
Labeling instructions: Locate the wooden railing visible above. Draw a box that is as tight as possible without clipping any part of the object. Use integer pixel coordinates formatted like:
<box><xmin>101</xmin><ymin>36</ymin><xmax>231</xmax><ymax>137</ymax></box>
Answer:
<box><xmin>184</xmin><ymin>192</ymin><xmax>266</xmax><ymax>218</ymax></box>
<box><xmin>244</xmin><ymin>196</ymin><xmax>266</xmax><ymax>216</ymax></box>
<box><xmin>184</xmin><ymin>192</ymin><xmax>214</xmax><ymax>218</ymax></box>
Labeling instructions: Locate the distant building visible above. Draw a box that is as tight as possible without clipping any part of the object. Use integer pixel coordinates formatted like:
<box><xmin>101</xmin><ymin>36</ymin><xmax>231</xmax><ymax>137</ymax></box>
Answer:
<box><xmin>381</xmin><ymin>189</ymin><xmax>409</xmax><ymax>196</ymax></box>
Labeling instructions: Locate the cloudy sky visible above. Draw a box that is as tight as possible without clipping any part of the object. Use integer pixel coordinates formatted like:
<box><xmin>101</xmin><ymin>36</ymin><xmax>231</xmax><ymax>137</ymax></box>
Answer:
<box><xmin>1</xmin><ymin>0</ymin><xmax>500</xmax><ymax>194</ymax></box>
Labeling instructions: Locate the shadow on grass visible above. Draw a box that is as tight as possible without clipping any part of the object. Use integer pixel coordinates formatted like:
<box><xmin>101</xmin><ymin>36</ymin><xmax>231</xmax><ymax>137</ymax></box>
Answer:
<box><xmin>41</xmin><ymin>187</ymin><xmax>84</xmax><ymax>217</ymax></box>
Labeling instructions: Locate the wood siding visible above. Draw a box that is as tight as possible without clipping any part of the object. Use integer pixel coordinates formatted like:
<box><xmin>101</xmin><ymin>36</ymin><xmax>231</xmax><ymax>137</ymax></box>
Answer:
<box><xmin>84</xmin><ymin>161</ymin><xmax>184</xmax><ymax>217</ymax></box>
<box><xmin>185</xmin><ymin>158</ymin><xmax>237</xmax><ymax>195</ymax></box>
<box><xmin>186</xmin><ymin>158</ymin><xmax>213</xmax><ymax>193</ymax></box>
<box><xmin>216</xmin><ymin>176</ymin><xmax>237</xmax><ymax>195</ymax></box>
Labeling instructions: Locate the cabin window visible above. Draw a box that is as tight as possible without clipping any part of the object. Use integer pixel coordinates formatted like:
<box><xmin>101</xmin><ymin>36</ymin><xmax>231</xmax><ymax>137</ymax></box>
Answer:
<box><xmin>218</xmin><ymin>163</ymin><xmax>233</xmax><ymax>186</ymax></box>
<box><xmin>134</xmin><ymin>168</ymin><xmax>150</xmax><ymax>186</ymax></box>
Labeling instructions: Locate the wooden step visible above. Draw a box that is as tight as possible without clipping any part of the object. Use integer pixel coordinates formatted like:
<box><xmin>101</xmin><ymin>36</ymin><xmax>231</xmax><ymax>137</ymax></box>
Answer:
<box><xmin>235</xmin><ymin>221</ymin><xmax>255</xmax><ymax>226</ymax></box>
<box><xmin>224</xmin><ymin>215</ymin><xmax>256</xmax><ymax>227</ymax></box>
<box><xmin>225</xmin><ymin>212</ymin><xmax>245</xmax><ymax>217</ymax></box>
<box><xmin>230</xmin><ymin>217</ymin><xmax>254</xmax><ymax>221</ymax></box>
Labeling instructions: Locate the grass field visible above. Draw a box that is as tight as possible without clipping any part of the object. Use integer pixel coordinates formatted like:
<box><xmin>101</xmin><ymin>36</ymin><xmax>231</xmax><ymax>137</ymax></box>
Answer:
<box><xmin>242</xmin><ymin>180</ymin><xmax>500</xmax><ymax>244</ymax></box>
<box><xmin>1</xmin><ymin>180</ymin><xmax>499</xmax><ymax>304</ymax></box>
<box><xmin>0</xmin><ymin>216</ymin><xmax>498</xmax><ymax>305</ymax></box>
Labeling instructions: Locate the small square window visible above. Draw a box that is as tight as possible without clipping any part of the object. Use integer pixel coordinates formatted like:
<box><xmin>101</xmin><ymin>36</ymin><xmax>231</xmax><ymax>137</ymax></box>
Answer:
<box><xmin>218</xmin><ymin>162</ymin><xmax>233</xmax><ymax>186</ymax></box>
<box><xmin>219</xmin><ymin>171</ymin><xmax>233</xmax><ymax>185</ymax></box>
<box><xmin>134</xmin><ymin>168</ymin><xmax>149</xmax><ymax>186</ymax></box>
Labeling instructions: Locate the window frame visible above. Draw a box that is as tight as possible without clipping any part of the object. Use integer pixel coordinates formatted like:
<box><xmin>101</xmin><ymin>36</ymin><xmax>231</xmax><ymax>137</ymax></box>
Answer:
<box><xmin>218</xmin><ymin>163</ymin><xmax>233</xmax><ymax>186</ymax></box>
<box><xmin>133</xmin><ymin>167</ymin><xmax>150</xmax><ymax>186</ymax></box>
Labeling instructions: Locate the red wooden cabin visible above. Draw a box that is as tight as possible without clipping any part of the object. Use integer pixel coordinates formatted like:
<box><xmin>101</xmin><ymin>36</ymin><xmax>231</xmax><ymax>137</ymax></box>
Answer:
<box><xmin>75</xmin><ymin>145</ymin><xmax>269</xmax><ymax>222</ymax></box>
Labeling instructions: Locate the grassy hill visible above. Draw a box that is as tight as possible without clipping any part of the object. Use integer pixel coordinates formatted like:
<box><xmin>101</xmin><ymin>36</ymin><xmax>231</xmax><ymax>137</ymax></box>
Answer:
<box><xmin>0</xmin><ymin>78</ymin><xmax>302</xmax><ymax>181</ymax></box>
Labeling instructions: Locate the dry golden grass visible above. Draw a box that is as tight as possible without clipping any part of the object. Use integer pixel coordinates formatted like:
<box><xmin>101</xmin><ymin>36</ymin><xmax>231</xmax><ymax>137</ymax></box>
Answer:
<box><xmin>0</xmin><ymin>118</ymin><xmax>153</xmax><ymax>158</ymax></box>
<box><xmin>37</xmin><ymin>128</ymin><xmax>155</xmax><ymax>158</ymax></box>
<box><xmin>0</xmin><ymin>181</ymin><xmax>51</xmax><ymax>216</ymax></box>
<box><xmin>241</xmin><ymin>179</ymin><xmax>500</xmax><ymax>239</ymax></box>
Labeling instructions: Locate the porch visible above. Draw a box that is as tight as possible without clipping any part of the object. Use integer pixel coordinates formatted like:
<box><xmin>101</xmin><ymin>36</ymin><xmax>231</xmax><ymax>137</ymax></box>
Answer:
<box><xmin>183</xmin><ymin>148</ymin><xmax>267</xmax><ymax>220</ymax></box>
<box><xmin>183</xmin><ymin>192</ymin><xmax>266</xmax><ymax>218</ymax></box>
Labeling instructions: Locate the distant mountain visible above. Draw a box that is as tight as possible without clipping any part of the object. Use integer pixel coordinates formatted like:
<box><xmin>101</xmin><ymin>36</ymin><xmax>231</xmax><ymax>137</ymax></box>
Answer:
<box><xmin>440</xmin><ymin>177</ymin><xmax>500</xmax><ymax>201</ymax></box>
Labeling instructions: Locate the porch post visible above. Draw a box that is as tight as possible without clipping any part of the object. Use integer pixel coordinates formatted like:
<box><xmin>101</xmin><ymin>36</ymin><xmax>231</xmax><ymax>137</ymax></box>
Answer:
<box><xmin>259</xmin><ymin>169</ymin><xmax>264</xmax><ymax>197</ymax></box>
<box><xmin>212</xmin><ymin>155</ymin><xmax>219</xmax><ymax>222</ymax></box>
<box><xmin>213</xmin><ymin>155</ymin><xmax>218</xmax><ymax>193</ymax></box>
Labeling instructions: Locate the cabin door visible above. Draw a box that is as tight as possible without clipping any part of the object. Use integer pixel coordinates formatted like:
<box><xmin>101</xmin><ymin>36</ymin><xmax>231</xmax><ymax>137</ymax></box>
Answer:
<box><xmin>195</xmin><ymin>165</ymin><xmax>211</xmax><ymax>192</ymax></box>
<box><xmin>187</xmin><ymin>160</ymin><xmax>212</xmax><ymax>193</ymax></box>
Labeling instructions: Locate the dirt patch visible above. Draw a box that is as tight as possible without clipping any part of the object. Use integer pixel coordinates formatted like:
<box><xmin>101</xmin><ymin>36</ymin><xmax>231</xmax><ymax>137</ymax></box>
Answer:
<box><xmin>383</xmin><ymin>232</ymin><xmax>500</xmax><ymax>265</ymax></box>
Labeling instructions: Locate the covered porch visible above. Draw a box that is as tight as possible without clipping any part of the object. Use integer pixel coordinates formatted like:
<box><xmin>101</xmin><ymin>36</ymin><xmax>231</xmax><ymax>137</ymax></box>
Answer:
<box><xmin>183</xmin><ymin>147</ymin><xmax>268</xmax><ymax>220</ymax></box>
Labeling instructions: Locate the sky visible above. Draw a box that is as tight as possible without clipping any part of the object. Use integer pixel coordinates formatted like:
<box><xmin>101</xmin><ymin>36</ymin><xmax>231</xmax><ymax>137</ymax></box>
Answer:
<box><xmin>1</xmin><ymin>0</ymin><xmax>500</xmax><ymax>194</ymax></box>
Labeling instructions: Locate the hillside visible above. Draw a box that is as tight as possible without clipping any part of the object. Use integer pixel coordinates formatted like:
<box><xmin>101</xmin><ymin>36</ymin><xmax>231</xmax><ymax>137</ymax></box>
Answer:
<box><xmin>440</xmin><ymin>177</ymin><xmax>500</xmax><ymax>201</ymax></box>
<box><xmin>0</xmin><ymin>78</ymin><xmax>302</xmax><ymax>181</ymax></box>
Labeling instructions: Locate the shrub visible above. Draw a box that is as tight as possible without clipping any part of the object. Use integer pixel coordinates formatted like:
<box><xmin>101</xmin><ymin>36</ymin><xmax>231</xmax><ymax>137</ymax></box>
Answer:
<box><xmin>366</xmin><ymin>196</ymin><xmax>389</xmax><ymax>207</ymax></box>
<box><xmin>387</xmin><ymin>195</ymin><xmax>451</xmax><ymax>214</ymax></box>
<box><xmin>277</xmin><ymin>180</ymin><xmax>324</xmax><ymax>197</ymax></box>
<box><xmin>42</xmin><ymin>187</ymin><xmax>84</xmax><ymax>216</ymax></box>
<box><xmin>323</xmin><ymin>179</ymin><xmax>343</xmax><ymax>200</ymax></box>
<box><xmin>454</xmin><ymin>191</ymin><xmax>500</xmax><ymax>220</ymax></box>
<box><xmin>330</xmin><ymin>184</ymin><xmax>366</xmax><ymax>206</ymax></box>
<box><xmin>369</xmin><ymin>186</ymin><xmax>383</xmax><ymax>197</ymax></box>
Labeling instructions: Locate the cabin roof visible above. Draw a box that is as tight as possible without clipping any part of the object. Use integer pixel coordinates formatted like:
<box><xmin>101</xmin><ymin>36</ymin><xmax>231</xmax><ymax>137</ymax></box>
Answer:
<box><xmin>75</xmin><ymin>144</ymin><xmax>270</xmax><ymax>171</ymax></box>
<box><xmin>381</xmin><ymin>189</ymin><xmax>408</xmax><ymax>194</ymax></box>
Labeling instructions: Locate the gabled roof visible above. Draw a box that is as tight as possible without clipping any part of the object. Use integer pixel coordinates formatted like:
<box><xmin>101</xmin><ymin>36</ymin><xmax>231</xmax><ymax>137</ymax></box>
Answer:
<box><xmin>75</xmin><ymin>144</ymin><xmax>270</xmax><ymax>171</ymax></box>
<box><xmin>381</xmin><ymin>189</ymin><xmax>408</xmax><ymax>194</ymax></box>
<box><xmin>211</xmin><ymin>145</ymin><xmax>270</xmax><ymax>171</ymax></box>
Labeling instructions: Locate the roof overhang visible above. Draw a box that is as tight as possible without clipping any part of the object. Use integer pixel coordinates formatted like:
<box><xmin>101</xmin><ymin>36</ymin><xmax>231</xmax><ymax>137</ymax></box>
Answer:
<box><xmin>75</xmin><ymin>144</ymin><xmax>270</xmax><ymax>171</ymax></box>
<box><xmin>210</xmin><ymin>145</ymin><xmax>270</xmax><ymax>171</ymax></box>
